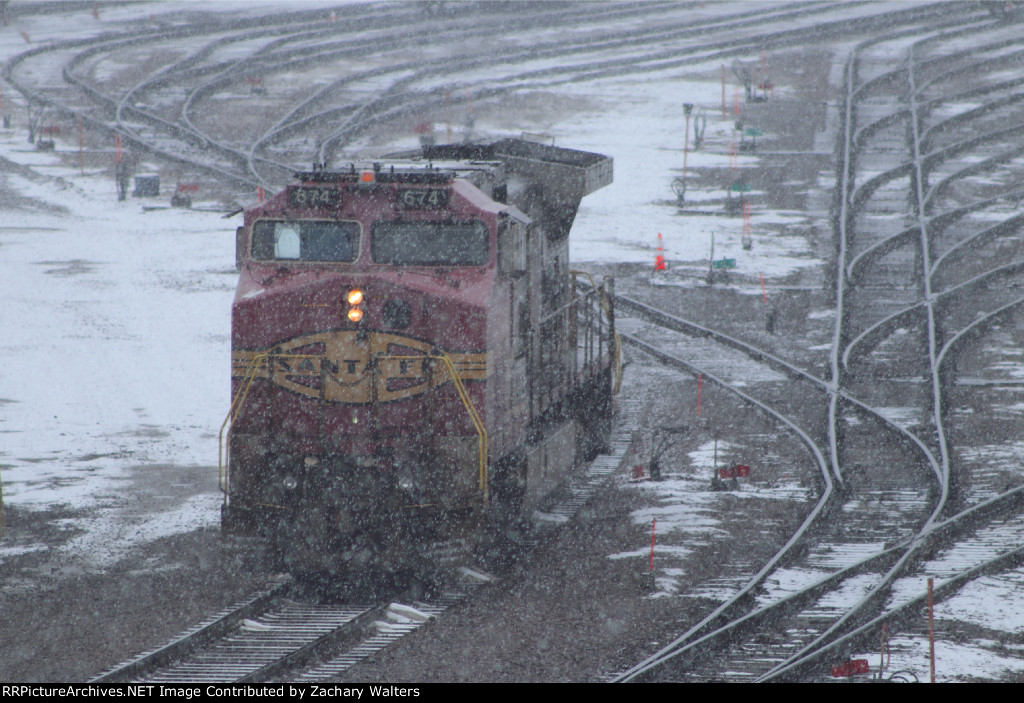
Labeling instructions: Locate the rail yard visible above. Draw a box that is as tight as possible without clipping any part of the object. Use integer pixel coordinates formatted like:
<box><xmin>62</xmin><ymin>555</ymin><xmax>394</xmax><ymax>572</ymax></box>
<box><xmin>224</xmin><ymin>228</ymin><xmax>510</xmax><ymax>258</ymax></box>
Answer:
<box><xmin>2</xmin><ymin>0</ymin><xmax>1024</xmax><ymax>683</ymax></box>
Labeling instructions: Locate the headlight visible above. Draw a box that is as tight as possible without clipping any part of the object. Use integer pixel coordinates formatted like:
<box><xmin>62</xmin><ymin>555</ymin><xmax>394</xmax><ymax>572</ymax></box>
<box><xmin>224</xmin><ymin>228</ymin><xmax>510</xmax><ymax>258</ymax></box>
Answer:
<box><xmin>395</xmin><ymin>466</ymin><xmax>418</xmax><ymax>497</ymax></box>
<box><xmin>282</xmin><ymin>475</ymin><xmax>298</xmax><ymax>490</ymax></box>
<box><xmin>346</xmin><ymin>288</ymin><xmax>365</xmax><ymax>323</ymax></box>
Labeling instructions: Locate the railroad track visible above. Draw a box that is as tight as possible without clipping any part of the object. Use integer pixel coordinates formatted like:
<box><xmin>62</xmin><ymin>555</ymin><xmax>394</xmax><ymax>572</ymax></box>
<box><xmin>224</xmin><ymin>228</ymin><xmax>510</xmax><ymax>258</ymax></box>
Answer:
<box><xmin>88</xmin><ymin>393</ymin><xmax>641</xmax><ymax>683</ymax></box>
<box><xmin>9</xmin><ymin>0</ymin><xmax>1024</xmax><ymax>682</ymax></box>
<box><xmin>602</xmin><ymin>9</ymin><xmax>1024</xmax><ymax>682</ymax></box>
<box><xmin>87</xmin><ymin>579</ymin><xmax>430</xmax><ymax>684</ymax></box>
<box><xmin>4</xmin><ymin>2</ymin><xmax>973</xmax><ymax>199</ymax></box>
<box><xmin>604</xmin><ymin>294</ymin><xmax>1024</xmax><ymax>681</ymax></box>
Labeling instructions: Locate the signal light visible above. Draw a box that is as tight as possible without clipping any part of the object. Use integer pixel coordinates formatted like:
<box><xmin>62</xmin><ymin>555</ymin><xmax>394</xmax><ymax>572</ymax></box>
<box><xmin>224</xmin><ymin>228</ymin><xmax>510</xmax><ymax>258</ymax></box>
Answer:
<box><xmin>360</xmin><ymin>169</ymin><xmax>374</xmax><ymax>183</ymax></box>
<box><xmin>347</xmin><ymin>289</ymin><xmax>364</xmax><ymax>305</ymax></box>
<box><xmin>347</xmin><ymin>308</ymin><xmax>364</xmax><ymax>323</ymax></box>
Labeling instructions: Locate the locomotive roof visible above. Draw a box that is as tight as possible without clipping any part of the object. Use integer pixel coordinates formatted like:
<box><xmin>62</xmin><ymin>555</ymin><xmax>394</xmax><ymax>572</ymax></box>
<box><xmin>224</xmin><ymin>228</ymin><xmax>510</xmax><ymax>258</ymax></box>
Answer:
<box><xmin>422</xmin><ymin>139</ymin><xmax>608</xmax><ymax>169</ymax></box>
<box><xmin>295</xmin><ymin>137</ymin><xmax>609</xmax><ymax>184</ymax></box>
<box><xmin>294</xmin><ymin>158</ymin><xmax>506</xmax><ymax>186</ymax></box>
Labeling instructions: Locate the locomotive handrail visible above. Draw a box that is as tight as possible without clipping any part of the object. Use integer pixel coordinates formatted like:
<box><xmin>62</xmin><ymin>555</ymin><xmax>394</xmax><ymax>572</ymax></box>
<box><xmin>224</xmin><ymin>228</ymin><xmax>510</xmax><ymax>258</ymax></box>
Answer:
<box><xmin>219</xmin><ymin>351</ymin><xmax>490</xmax><ymax>507</ymax></box>
<box><xmin>218</xmin><ymin>352</ymin><xmax>324</xmax><ymax>499</ymax></box>
<box><xmin>571</xmin><ymin>271</ymin><xmax>623</xmax><ymax>395</ymax></box>
<box><xmin>376</xmin><ymin>353</ymin><xmax>489</xmax><ymax>507</ymax></box>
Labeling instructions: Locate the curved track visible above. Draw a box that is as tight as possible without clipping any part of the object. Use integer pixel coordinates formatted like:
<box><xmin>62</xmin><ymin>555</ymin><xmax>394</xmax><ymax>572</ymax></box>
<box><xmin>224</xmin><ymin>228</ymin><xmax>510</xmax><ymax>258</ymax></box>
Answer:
<box><xmin>610</xmin><ymin>9</ymin><xmax>1024</xmax><ymax>683</ymax></box>
<box><xmin>8</xmin><ymin>1</ymin><xmax>1024</xmax><ymax>683</ymax></box>
<box><xmin>4</xmin><ymin>2</ymin><xmax>969</xmax><ymax>197</ymax></box>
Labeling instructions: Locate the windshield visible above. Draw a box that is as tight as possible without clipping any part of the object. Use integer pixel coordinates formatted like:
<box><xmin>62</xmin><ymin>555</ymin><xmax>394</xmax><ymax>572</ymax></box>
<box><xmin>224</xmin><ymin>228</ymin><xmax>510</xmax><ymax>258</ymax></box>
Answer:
<box><xmin>371</xmin><ymin>221</ymin><xmax>489</xmax><ymax>266</ymax></box>
<box><xmin>251</xmin><ymin>220</ymin><xmax>359</xmax><ymax>262</ymax></box>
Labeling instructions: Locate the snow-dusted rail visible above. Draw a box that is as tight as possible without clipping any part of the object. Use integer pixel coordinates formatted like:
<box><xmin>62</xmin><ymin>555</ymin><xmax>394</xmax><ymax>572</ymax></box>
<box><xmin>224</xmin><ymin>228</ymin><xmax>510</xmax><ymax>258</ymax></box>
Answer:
<box><xmin>87</xmin><ymin>394</ymin><xmax>642</xmax><ymax>683</ymax></box>
<box><xmin>4</xmin><ymin>1</ymin><xmax>973</xmax><ymax>198</ymax></box>
<box><xmin>612</xmin><ymin>10</ymin><xmax>1024</xmax><ymax>681</ymax></box>
<box><xmin>760</xmin><ymin>18</ymin><xmax>1024</xmax><ymax>683</ymax></box>
<box><xmin>89</xmin><ymin>579</ymin><xmax>291</xmax><ymax>683</ymax></box>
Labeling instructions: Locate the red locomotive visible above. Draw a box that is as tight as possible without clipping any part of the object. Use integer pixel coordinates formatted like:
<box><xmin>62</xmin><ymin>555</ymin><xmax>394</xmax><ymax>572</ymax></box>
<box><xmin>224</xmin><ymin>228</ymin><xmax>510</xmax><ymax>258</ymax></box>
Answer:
<box><xmin>221</xmin><ymin>138</ymin><xmax>616</xmax><ymax>573</ymax></box>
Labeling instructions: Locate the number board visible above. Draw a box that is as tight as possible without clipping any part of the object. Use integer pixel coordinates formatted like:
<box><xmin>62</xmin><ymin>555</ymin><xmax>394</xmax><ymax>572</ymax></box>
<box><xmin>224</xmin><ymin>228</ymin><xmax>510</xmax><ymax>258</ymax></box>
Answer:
<box><xmin>397</xmin><ymin>188</ymin><xmax>449</xmax><ymax>210</ymax></box>
<box><xmin>289</xmin><ymin>186</ymin><xmax>340</xmax><ymax>209</ymax></box>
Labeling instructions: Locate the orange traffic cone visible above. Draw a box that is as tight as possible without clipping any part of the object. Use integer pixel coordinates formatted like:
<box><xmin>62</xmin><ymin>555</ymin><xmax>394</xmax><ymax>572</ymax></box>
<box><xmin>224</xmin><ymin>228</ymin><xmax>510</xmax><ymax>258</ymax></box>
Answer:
<box><xmin>654</xmin><ymin>233</ymin><xmax>667</xmax><ymax>271</ymax></box>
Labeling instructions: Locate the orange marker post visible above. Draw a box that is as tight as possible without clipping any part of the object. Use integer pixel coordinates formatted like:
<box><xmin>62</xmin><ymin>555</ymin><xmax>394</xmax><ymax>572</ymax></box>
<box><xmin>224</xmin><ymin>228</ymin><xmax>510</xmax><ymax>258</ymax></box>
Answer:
<box><xmin>682</xmin><ymin>106</ymin><xmax>691</xmax><ymax>187</ymax></box>
<box><xmin>760</xmin><ymin>273</ymin><xmax>768</xmax><ymax>304</ymax></box>
<box><xmin>697</xmin><ymin>373</ymin><xmax>702</xmax><ymax>415</ymax></box>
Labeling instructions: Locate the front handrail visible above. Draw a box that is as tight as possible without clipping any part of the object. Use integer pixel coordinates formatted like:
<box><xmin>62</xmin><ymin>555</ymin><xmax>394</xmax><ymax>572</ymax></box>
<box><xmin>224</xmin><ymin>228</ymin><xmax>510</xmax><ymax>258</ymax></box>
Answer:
<box><xmin>376</xmin><ymin>353</ymin><xmax>489</xmax><ymax>507</ymax></box>
<box><xmin>218</xmin><ymin>353</ymin><xmax>323</xmax><ymax>499</ymax></box>
<box><xmin>218</xmin><ymin>351</ymin><xmax>489</xmax><ymax>507</ymax></box>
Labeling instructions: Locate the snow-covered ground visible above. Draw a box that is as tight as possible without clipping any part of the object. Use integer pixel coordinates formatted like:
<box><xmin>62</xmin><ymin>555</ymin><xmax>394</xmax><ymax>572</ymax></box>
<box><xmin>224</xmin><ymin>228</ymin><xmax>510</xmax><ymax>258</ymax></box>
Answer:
<box><xmin>1</xmin><ymin>0</ymin><xmax>1021</xmax><ymax>682</ymax></box>
<box><xmin>0</xmin><ymin>142</ymin><xmax>235</xmax><ymax>565</ymax></box>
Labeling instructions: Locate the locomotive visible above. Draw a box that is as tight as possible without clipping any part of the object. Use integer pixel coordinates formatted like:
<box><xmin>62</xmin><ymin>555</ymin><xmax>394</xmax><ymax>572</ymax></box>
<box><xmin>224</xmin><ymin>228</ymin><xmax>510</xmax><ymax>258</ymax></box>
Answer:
<box><xmin>220</xmin><ymin>138</ymin><xmax>617</xmax><ymax>574</ymax></box>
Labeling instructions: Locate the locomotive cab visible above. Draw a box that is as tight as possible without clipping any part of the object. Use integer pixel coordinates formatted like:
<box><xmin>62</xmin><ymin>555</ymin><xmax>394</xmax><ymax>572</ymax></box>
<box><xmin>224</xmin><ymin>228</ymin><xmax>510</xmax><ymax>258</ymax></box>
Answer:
<box><xmin>221</xmin><ymin>139</ymin><xmax>615</xmax><ymax>574</ymax></box>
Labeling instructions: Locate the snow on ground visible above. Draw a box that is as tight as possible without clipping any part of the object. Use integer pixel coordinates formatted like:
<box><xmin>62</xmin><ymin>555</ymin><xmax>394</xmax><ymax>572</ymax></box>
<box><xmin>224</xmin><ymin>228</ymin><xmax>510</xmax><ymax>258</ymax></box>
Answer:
<box><xmin>854</xmin><ymin>635</ymin><xmax>1024</xmax><ymax>683</ymax></box>
<box><xmin>0</xmin><ymin>130</ymin><xmax>235</xmax><ymax>565</ymax></box>
<box><xmin>934</xmin><ymin>569</ymin><xmax>1024</xmax><ymax>634</ymax></box>
<box><xmin>3</xmin><ymin>1</ymin><xmax>1017</xmax><ymax>681</ymax></box>
<box><xmin>559</xmin><ymin>73</ymin><xmax>819</xmax><ymax>278</ymax></box>
<box><xmin>0</xmin><ymin>2</ymin><xmax>830</xmax><ymax>571</ymax></box>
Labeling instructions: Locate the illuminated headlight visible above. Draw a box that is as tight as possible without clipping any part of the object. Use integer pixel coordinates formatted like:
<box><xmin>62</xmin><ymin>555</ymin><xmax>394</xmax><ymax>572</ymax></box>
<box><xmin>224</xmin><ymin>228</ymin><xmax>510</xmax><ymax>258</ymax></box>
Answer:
<box><xmin>397</xmin><ymin>475</ymin><xmax>415</xmax><ymax>492</ymax></box>
<box><xmin>395</xmin><ymin>466</ymin><xmax>417</xmax><ymax>495</ymax></box>
<box><xmin>346</xmin><ymin>289</ymin><xmax>364</xmax><ymax>305</ymax></box>
<box><xmin>282</xmin><ymin>475</ymin><xmax>298</xmax><ymax>490</ymax></box>
<box><xmin>347</xmin><ymin>307</ymin><xmax>364</xmax><ymax>322</ymax></box>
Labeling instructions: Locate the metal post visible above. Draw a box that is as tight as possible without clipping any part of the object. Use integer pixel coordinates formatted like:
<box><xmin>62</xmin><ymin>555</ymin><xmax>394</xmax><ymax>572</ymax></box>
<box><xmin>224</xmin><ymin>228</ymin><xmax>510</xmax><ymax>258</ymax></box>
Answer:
<box><xmin>445</xmin><ymin>90</ymin><xmax>451</xmax><ymax>144</ymax></box>
<box><xmin>928</xmin><ymin>577</ymin><xmax>935</xmax><ymax>683</ymax></box>
<box><xmin>879</xmin><ymin>621</ymin><xmax>889</xmax><ymax>679</ymax></box>
<box><xmin>682</xmin><ymin>103</ymin><xmax>693</xmax><ymax>202</ymax></box>
<box><xmin>708</xmin><ymin>232</ymin><xmax>715</xmax><ymax>284</ymax></box>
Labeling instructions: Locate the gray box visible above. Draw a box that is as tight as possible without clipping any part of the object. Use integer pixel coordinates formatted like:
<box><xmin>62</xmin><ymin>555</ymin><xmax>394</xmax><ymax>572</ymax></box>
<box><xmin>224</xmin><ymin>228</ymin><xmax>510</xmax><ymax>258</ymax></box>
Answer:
<box><xmin>133</xmin><ymin>174</ymin><xmax>160</xmax><ymax>197</ymax></box>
